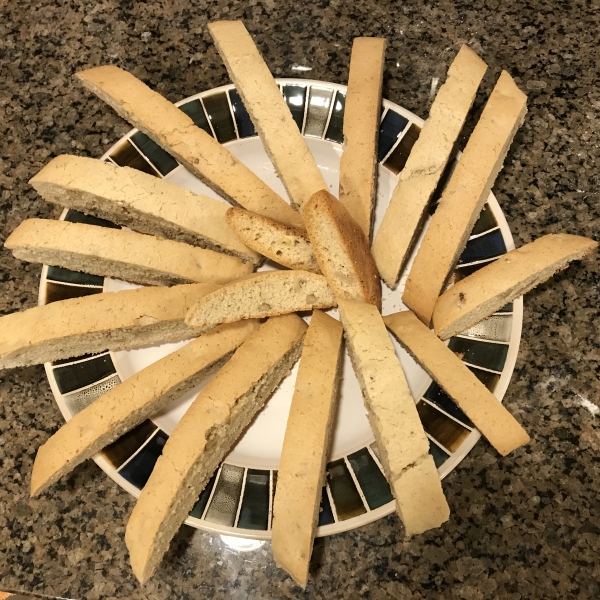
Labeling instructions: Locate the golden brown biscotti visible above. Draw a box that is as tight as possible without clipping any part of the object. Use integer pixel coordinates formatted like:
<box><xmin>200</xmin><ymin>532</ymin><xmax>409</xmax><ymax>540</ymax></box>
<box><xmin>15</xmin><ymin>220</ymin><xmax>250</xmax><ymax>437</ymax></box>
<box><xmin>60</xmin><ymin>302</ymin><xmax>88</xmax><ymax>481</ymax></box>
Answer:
<box><xmin>208</xmin><ymin>20</ymin><xmax>326</xmax><ymax>210</ymax></box>
<box><xmin>125</xmin><ymin>314</ymin><xmax>307</xmax><ymax>583</ymax></box>
<box><xmin>432</xmin><ymin>233</ymin><xmax>598</xmax><ymax>340</ymax></box>
<box><xmin>302</xmin><ymin>190</ymin><xmax>381</xmax><ymax>309</ymax></box>
<box><xmin>0</xmin><ymin>283</ymin><xmax>220</xmax><ymax>369</ymax></box>
<box><xmin>5</xmin><ymin>219</ymin><xmax>253</xmax><ymax>287</ymax></box>
<box><xmin>30</xmin><ymin>320</ymin><xmax>259</xmax><ymax>496</ymax></box>
<box><xmin>384</xmin><ymin>310</ymin><xmax>530</xmax><ymax>456</ymax></box>
<box><xmin>402</xmin><ymin>71</ymin><xmax>527</xmax><ymax>325</ymax></box>
<box><xmin>372</xmin><ymin>46</ymin><xmax>487</xmax><ymax>286</ymax></box>
<box><xmin>76</xmin><ymin>65</ymin><xmax>303</xmax><ymax>228</ymax></box>
<box><xmin>30</xmin><ymin>155</ymin><xmax>261</xmax><ymax>265</ymax></box>
<box><xmin>338</xmin><ymin>298</ymin><xmax>450</xmax><ymax>535</ymax></box>
<box><xmin>272</xmin><ymin>310</ymin><xmax>344</xmax><ymax>587</ymax></box>
<box><xmin>339</xmin><ymin>37</ymin><xmax>386</xmax><ymax>239</ymax></box>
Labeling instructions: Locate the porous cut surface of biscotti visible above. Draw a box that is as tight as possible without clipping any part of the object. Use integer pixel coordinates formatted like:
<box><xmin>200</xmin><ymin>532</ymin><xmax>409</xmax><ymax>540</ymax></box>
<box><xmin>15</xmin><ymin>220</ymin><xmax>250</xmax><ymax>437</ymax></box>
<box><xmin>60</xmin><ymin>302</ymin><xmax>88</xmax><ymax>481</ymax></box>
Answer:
<box><xmin>76</xmin><ymin>66</ymin><xmax>303</xmax><ymax>229</ymax></box>
<box><xmin>125</xmin><ymin>314</ymin><xmax>307</xmax><ymax>583</ymax></box>
<box><xmin>30</xmin><ymin>155</ymin><xmax>261</xmax><ymax>265</ymax></box>
<box><xmin>384</xmin><ymin>310</ymin><xmax>530</xmax><ymax>456</ymax></box>
<box><xmin>226</xmin><ymin>207</ymin><xmax>319</xmax><ymax>272</ymax></box>
<box><xmin>433</xmin><ymin>233</ymin><xmax>598</xmax><ymax>340</ymax></box>
<box><xmin>302</xmin><ymin>190</ymin><xmax>381</xmax><ymax>309</ymax></box>
<box><xmin>30</xmin><ymin>320</ymin><xmax>258</xmax><ymax>496</ymax></box>
<box><xmin>402</xmin><ymin>71</ymin><xmax>527</xmax><ymax>326</ymax></box>
<box><xmin>339</xmin><ymin>37</ymin><xmax>386</xmax><ymax>240</ymax></box>
<box><xmin>338</xmin><ymin>298</ymin><xmax>450</xmax><ymax>535</ymax></box>
<box><xmin>5</xmin><ymin>219</ymin><xmax>253</xmax><ymax>286</ymax></box>
<box><xmin>208</xmin><ymin>21</ymin><xmax>326</xmax><ymax>210</ymax></box>
<box><xmin>372</xmin><ymin>46</ymin><xmax>487</xmax><ymax>286</ymax></box>
<box><xmin>272</xmin><ymin>310</ymin><xmax>343</xmax><ymax>588</ymax></box>
<box><xmin>0</xmin><ymin>283</ymin><xmax>220</xmax><ymax>369</ymax></box>
<box><xmin>185</xmin><ymin>270</ymin><xmax>336</xmax><ymax>330</ymax></box>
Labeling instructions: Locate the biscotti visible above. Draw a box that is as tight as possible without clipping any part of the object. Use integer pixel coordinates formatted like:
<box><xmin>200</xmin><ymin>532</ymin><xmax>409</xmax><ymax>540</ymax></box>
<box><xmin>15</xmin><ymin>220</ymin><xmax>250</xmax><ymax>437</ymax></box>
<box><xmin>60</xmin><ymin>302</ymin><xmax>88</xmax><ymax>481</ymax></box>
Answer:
<box><xmin>372</xmin><ymin>46</ymin><xmax>487</xmax><ymax>287</ymax></box>
<box><xmin>30</xmin><ymin>320</ymin><xmax>259</xmax><ymax>496</ymax></box>
<box><xmin>0</xmin><ymin>283</ymin><xmax>220</xmax><ymax>369</ymax></box>
<box><xmin>433</xmin><ymin>233</ymin><xmax>598</xmax><ymax>340</ymax></box>
<box><xmin>208</xmin><ymin>21</ymin><xmax>326</xmax><ymax>210</ymax></box>
<box><xmin>384</xmin><ymin>310</ymin><xmax>530</xmax><ymax>456</ymax></box>
<box><xmin>5</xmin><ymin>219</ymin><xmax>253</xmax><ymax>286</ymax></box>
<box><xmin>338</xmin><ymin>37</ymin><xmax>386</xmax><ymax>239</ymax></box>
<box><xmin>272</xmin><ymin>310</ymin><xmax>344</xmax><ymax>587</ymax></box>
<box><xmin>30</xmin><ymin>155</ymin><xmax>261</xmax><ymax>265</ymax></box>
<box><xmin>402</xmin><ymin>71</ymin><xmax>527</xmax><ymax>326</ymax></box>
<box><xmin>76</xmin><ymin>65</ymin><xmax>303</xmax><ymax>228</ymax></box>
<box><xmin>302</xmin><ymin>190</ymin><xmax>381</xmax><ymax>309</ymax></box>
<box><xmin>338</xmin><ymin>298</ymin><xmax>450</xmax><ymax>535</ymax></box>
<box><xmin>125</xmin><ymin>314</ymin><xmax>307</xmax><ymax>583</ymax></box>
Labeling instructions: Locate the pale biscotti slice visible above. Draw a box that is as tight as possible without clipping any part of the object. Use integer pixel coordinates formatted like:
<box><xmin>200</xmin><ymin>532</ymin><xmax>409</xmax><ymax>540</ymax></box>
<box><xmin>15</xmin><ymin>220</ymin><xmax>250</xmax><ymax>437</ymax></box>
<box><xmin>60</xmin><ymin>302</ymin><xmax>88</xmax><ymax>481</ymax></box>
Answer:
<box><xmin>384</xmin><ymin>311</ymin><xmax>530</xmax><ymax>456</ymax></box>
<box><xmin>185</xmin><ymin>270</ymin><xmax>336</xmax><ymax>331</ymax></box>
<box><xmin>30</xmin><ymin>155</ymin><xmax>261</xmax><ymax>265</ymax></box>
<box><xmin>0</xmin><ymin>283</ymin><xmax>220</xmax><ymax>369</ymax></box>
<box><xmin>339</xmin><ymin>37</ymin><xmax>386</xmax><ymax>239</ymax></box>
<box><xmin>208</xmin><ymin>21</ymin><xmax>326</xmax><ymax>210</ymax></box>
<box><xmin>338</xmin><ymin>298</ymin><xmax>450</xmax><ymax>535</ymax></box>
<box><xmin>30</xmin><ymin>320</ymin><xmax>259</xmax><ymax>496</ymax></box>
<box><xmin>372</xmin><ymin>46</ymin><xmax>487</xmax><ymax>286</ymax></box>
<box><xmin>226</xmin><ymin>207</ymin><xmax>319</xmax><ymax>273</ymax></box>
<box><xmin>76</xmin><ymin>66</ymin><xmax>303</xmax><ymax>229</ymax></box>
<box><xmin>5</xmin><ymin>219</ymin><xmax>253</xmax><ymax>287</ymax></box>
<box><xmin>125</xmin><ymin>314</ymin><xmax>307</xmax><ymax>583</ymax></box>
<box><xmin>433</xmin><ymin>233</ymin><xmax>598</xmax><ymax>340</ymax></box>
<box><xmin>272</xmin><ymin>310</ymin><xmax>343</xmax><ymax>588</ymax></box>
<box><xmin>402</xmin><ymin>71</ymin><xmax>527</xmax><ymax>326</ymax></box>
<box><xmin>302</xmin><ymin>190</ymin><xmax>381</xmax><ymax>309</ymax></box>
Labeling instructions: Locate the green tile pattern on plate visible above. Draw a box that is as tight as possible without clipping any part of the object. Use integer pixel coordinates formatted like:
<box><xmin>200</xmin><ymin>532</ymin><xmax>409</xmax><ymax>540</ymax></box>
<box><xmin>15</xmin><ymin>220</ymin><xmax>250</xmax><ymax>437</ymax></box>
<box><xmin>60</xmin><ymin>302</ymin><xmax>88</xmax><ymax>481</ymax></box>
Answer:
<box><xmin>281</xmin><ymin>84</ymin><xmax>307</xmax><ymax>131</ymax></box>
<box><xmin>202</xmin><ymin>92</ymin><xmax>237</xmax><ymax>144</ymax></box>
<box><xmin>190</xmin><ymin>471</ymin><xmax>219</xmax><ymax>519</ymax></box>
<box><xmin>179</xmin><ymin>99</ymin><xmax>213</xmax><ymax>135</ymax></box>
<box><xmin>102</xmin><ymin>420</ymin><xmax>157</xmax><ymax>469</ymax></box>
<box><xmin>109</xmin><ymin>139</ymin><xmax>158</xmax><ymax>176</ymax></box>
<box><xmin>384</xmin><ymin>122</ymin><xmax>421</xmax><ymax>174</ymax></box>
<box><xmin>204</xmin><ymin>464</ymin><xmax>244</xmax><ymax>526</ymax></box>
<box><xmin>45</xmin><ymin>282</ymin><xmax>102</xmax><ymax>304</ymax></box>
<box><xmin>304</xmin><ymin>87</ymin><xmax>334</xmax><ymax>137</ymax></box>
<box><xmin>467</xmin><ymin>366</ymin><xmax>500</xmax><ymax>391</ymax></box>
<box><xmin>237</xmin><ymin>469</ymin><xmax>270</xmax><ymax>530</ymax></box>
<box><xmin>324</xmin><ymin>90</ymin><xmax>346</xmax><ymax>143</ymax></box>
<box><xmin>53</xmin><ymin>353</ymin><xmax>117</xmax><ymax>395</ymax></box>
<box><xmin>448</xmin><ymin>337</ymin><xmax>509</xmax><ymax>372</ymax></box>
<box><xmin>428</xmin><ymin>438</ymin><xmax>450</xmax><ymax>467</ymax></box>
<box><xmin>130</xmin><ymin>131</ymin><xmax>178</xmax><ymax>176</ymax></box>
<box><xmin>118</xmin><ymin>429</ymin><xmax>168</xmax><ymax>489</ymax></box>
<box><xmin>496</xmin><ymin>302</ymin><xmax>514</xmax><ymax>313</ymax></box>
<box><xmin>461</xmin><ymin>314</ymin><xmax>512</xmax><ymax>342</ymax></box>
<box><xmin>423</xmin><ymin>382</ymin><xmax>473</xmax><ymax>427</ymax></box>
<box><xmin>318</xmin><ymin>486</ymin><xmax>335</xmax><ymax>526</ymax></box>
<box><xmin>347</xmin><ymin>448</ymin><xmax>393</xmax><ymax>510</ymax></box>
<box><xmin>417</xmin><ymin>400</ymin><xmax>471</xmax><ymax>453</ymax></box>
<box><xmin>326</xmin><ymin>458</ymin><xmax>366</xmax><ymax>520</ymax></box>
<box><xmin>63</xmin><ymin>373</ymin><xmax>121</xmax><ymax>415</ymax></box>
<box><xmin>46</xmin><ymin>265</ymin><xmax>104</xmax><ymax>287</ymax></box>
<box><xmin>471</xmin><ymin>203</ymin><xmax>498</xmax><ymax>236</ymax></box>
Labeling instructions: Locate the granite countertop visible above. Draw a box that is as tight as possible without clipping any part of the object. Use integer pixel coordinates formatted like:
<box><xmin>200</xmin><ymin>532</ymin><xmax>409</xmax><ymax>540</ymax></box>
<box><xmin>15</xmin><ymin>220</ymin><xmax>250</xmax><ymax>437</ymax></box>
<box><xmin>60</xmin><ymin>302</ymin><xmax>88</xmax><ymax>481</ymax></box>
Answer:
<box><xmin>1</xmin><ymin>0</ymin><xmax>599</xmax><ymax>598</ymax></box>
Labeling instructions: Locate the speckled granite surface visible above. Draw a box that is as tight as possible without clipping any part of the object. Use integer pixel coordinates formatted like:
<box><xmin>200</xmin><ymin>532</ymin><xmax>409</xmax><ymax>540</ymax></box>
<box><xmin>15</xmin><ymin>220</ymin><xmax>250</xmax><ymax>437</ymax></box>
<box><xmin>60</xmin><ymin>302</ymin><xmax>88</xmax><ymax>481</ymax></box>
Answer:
<box><xmin>1</xmin><ymin>1</ymin><xmax>599</xmax><ymax>598</ymax></box>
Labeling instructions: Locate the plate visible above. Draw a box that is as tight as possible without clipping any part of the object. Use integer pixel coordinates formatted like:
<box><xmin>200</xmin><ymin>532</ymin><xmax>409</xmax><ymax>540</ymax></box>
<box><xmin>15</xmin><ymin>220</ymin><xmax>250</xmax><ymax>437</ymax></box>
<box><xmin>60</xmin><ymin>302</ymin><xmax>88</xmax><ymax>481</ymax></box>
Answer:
<box><xmin>39</xmin><ymin>79</ymin><xmax>522</xmax><ymax>539</ymax></box>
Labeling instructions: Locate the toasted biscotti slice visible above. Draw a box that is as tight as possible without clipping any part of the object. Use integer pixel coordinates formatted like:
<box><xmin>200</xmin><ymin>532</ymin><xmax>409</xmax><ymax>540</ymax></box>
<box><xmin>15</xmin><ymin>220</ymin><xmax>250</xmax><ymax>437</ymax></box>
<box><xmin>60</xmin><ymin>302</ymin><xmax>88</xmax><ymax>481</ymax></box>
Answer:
<box><xmin>384</xmin><ymin>310</ymin><xmax>530</xmax><ymax>456</ymax></box>
<box><xmin>302</xmin><ymin>190</ymin><xmax>381</xmax><ymax>309</ymax></box>
<box><xmin>0</xmin><ymin>283</ymin><xmax>220</xmax><ymax>369</ymax></box>
<box><xmin>5</xmin><ymin>219</ymin><xmax>253</xmax><ymax>287</ymax></box>
<box><xmin>433</xmin><ymin>233</ymin><xmax>598</xmax><ymax>340</ymax></box>
<box><xmin>272</xmin><ymin>310</ymin><xmax>343</xmax><ymax>588</ymax></box>
<box><xmin>372</xmin><ymin>46</ymin><xmax>487</xmax><ymax>287</ymax></box>
<box><xmin>338</xmin><ymin>298</ymin><xmax>450</xmax><ymax>535</ymax></box>
<box><xmin>30</xmin><ymin>155</ymin><xmax>261</xmax><ymax>265</ymax></box>
<box><xmin>30</xmin><ymin>320</ymin><xmax>258</xmax><ymax>496</ymax></box>
<box><xmin>185</xmin><ymin>270</ymin><xmax>336</xmax><ymax>331</ymax></box>
<box><xmin>125</xmin><ymin>314</ymin><xmax>307</xmax><ymax>583</ymax></box>
<box><xmin>208</xmin><ymin>21</ymin><xmax>326</xmax><ymax>210</ymax></box>
<box><xmin>339</xmin><ymin>37</ymin><xmax>386</xmax><ymax>239</ymax></box>
<box><xmin>402</xmin><ymin>71</ymin><xmax>527</xmax><ymax>326</ymax></box>
<box><xmin>226</xmin><ymin>207</ymin><xmax>319</xmax><ymax>273</ymax></box>
<box><xmin>76</xmin><ymin>66</ymin><xmax>303</xmax><ymax>229</ymax></box>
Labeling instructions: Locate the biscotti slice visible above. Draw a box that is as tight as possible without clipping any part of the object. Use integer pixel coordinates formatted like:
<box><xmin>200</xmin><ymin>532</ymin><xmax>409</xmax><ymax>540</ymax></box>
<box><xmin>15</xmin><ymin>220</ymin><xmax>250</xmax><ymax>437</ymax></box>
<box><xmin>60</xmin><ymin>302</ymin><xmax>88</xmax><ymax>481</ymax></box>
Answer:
<box><xmin>0</xmin><ymin>283</ymin><xmax>220</xmax><ymax>369</ymax></box>
<box><xmin>226</xmin><ymin>207</ymin><xmax>319</xmax><ymax>273</ymax></box>
<box><xmin>30</xmin><ymin>155</ymin><xmax>261</xmax><ymax>265</ymax></box>
<box><xmin>338</xmin><ymin>298</ymin><xmax>450</xmax><ymax>535</ymax></box>
<box><xmin>372</xmin><ymin>46</ymin><xmax>487</xmax><ymax>286</ymax></box>
<box><xmin>339</xmin><ymin>37</ymin><xmax>386</xmax><ymax>239</ymax></box>
<box><xmin>402</xmin><ymin>71</ymin><xmax>527</xmax><ymax>326</ymax></box>
<box><xmin>433</xmin><ymin>233</ymin><xmax>598</xmax><ymax>340</ymax></box>
<box><xmin>208</xmin><ymin>21</ymin><xmax>326</xmax><ymax>210</ymax></box>
<box><xmin>272</xmin><ymin>310</ymin><xmax>343</xmax><ymax>587</ymax></box>
<box><xmin>30</xmin><ymin>320</ymin><xmax>258</xmax><ymax>496</ymax></box>
<box><xmin>76</xmin><ymin>66</ymin><xmax>303</xmax><ymax>229</ymax></box>
<box><xmin>5</xmin><ymin>219</ymin><xmax>253</xmax><ymax>287</ymax></box>
<box><xmin>125</xmin><ymin>314</ymin><xmax>307</xmax><ymax>583</ymax></box>
<box><xmin>384</xmin><ymin>311</ymin><xmax>530</xmax><ymax>456</ymax></box>
<box><xmin>302</xmin><ymin>190</ymin><xmax>381</xmax><ymax>309</ymax></box>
